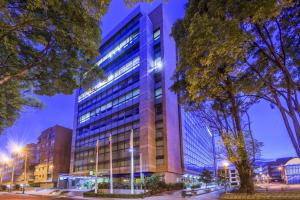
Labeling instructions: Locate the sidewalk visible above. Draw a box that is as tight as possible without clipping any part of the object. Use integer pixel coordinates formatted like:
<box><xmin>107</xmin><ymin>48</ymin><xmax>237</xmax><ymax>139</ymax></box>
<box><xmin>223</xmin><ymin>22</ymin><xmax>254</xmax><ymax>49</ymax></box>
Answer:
<box><xmin>0</xmin><ymin>188</ymin><xmax>223</xmax><ymax>200</ymax></box>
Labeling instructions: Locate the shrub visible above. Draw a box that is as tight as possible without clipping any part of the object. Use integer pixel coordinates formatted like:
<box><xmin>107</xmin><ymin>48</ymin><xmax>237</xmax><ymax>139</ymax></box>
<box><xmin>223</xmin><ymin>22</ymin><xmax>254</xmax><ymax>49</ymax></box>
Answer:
<box><xmin>145</xmin><ymin>174</ymin><xmax>184</xmax><ymax>195</ymax></box>
<box><xmin>166</xmin><ymin>182</ymin><xmax>184</xmax><ymax>190</ymax></box>
<box><xmin>29</xmin><ymin>183</ymin><xmax>40</xmax><ymax>187</ymax></box>
<box><xmin>0</xmin><ymin>185</ymin><xmax>7</xmax><ymax>191</ymax></box>
<box><xmin>191</xmin><ymin>183</ymin><xmax>201</xmax><ymax>189</ymax></box>
<box><xmin>14</xmin><ymin>184</ymin><xmax>20</xmax><ymax>190</ymax></box>
<box><xmin>84</xmin><ymin>191</ymin><xmax>144</xmax><ymax>199</ymax></box>
<box><xmin>145</xmin><ymin>174</ymin><xmax>165</xmax><ymax>194</ymax></box>
<box><xmin>98</xmin><ymin>183</ymin><xmax>109</xmax><ymax>189</ymax></box>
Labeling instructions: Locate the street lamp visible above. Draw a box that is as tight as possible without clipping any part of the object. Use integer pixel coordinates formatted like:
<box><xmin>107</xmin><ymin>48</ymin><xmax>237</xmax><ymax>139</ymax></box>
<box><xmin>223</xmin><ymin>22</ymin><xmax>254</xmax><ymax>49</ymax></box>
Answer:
<box><xmin>1</xmin><ymin>154</ymin><xmax>11</xmax><ymax>185</ymax></box>
<box><xmin>11</xmin><ymin>144</ymin><xmax>28</xmax><ymax>193</ymax></box>
<box><xmin>223</xmin><ymin>161</ymin><xmax>229</xmax><ymax>193</ymax></box>
<box><xmin>278</xmin><ymin>166</ymin><xmax>283</xmax><ymax>182</ymax></box>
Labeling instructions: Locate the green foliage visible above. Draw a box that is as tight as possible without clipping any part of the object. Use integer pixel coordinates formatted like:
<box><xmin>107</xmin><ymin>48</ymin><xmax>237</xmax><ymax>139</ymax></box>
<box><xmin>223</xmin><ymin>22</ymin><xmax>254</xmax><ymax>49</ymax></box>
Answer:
<box><xmin>29</xmin><ymin>183</ymin><xmax>40</xmax><ymax>187</ymax></box>
<box><xmin>190</xmin><ymin>183</ymin><xmax>201</xmax><ymax>189</ymax></box>
<box><xmin>0</xmin><ymin>0</ymin><xmax>110</xmax><ymax>133</ymax></box>
<box><xmin>145</xmin><ymin>174</ymin><xmax>164</xmax><ymax>194</ymax></box>
<box><xmin>84</xmin><ymin>191</ymin><xmax>145</xmax><ymax>198</ymax></box>
<box><xmin>171</xmin><ymin>0</ymin><xmax>300</xmax><ymax>194</ymax></box>
<box><xmin>0</xmin><ymin>0</ymin><xmax>153</xmax><ymax>133</ymax></box>
<box><xmin>199</xmin><ymin>169</ymin><xmax>213</xmax><ymax>187</ymax></box>
<box><xmin>0</xmin><ymin>184</ymin><xmax>7</xmax><ymax>191</ymax></box>
<box><xmin>221</xmin><ymin>191</ymin><xmax>300</xmax><ymax>200</ymax></box>
<box><xmin>173</xmin><ymin>0</ymin><xmax>300</xmax><ymax>156</ymax></box>
<box><xmin>144</xmin><ymin>174</ymin><xmax>183</xmax><ymax>195</ymax></box>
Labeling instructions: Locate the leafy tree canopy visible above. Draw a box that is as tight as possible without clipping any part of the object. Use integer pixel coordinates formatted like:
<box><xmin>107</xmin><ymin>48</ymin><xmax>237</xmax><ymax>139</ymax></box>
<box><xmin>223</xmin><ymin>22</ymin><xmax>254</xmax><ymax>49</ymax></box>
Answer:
<box><xmin>199</xmin><ymin>169</ymin><xmax>213</xmax><ymax>187</ymax></box>
<box><xmin>0</xmin><ymin>0</ymin><xmax>152</xmax><ymax>133</ymax></box>
<box><xmin>172</xmin><ymin>0</ymin><xmax>300</xmax><ymax>156</ymax></box>
<box><xmin>170</xmin><ymin>0</ymin><xmax>298</xmax><ymax>193</ymax></box>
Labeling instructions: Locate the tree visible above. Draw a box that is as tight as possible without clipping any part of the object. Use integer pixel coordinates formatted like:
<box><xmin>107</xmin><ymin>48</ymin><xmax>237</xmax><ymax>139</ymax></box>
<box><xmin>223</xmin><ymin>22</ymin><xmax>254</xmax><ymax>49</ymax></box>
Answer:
<box><xmin>199</xmin><ymin>169</ymin><xmax>213</xmax><ymax>188</ymax></box>
<box><xmin>242</xmin><ymin>1</ymin><xmax>300</xmax><ymax>157</ymax></box>
<box><xmin>0</xmin><ymin>0</ymin><xmax>109</xmax><ymax>133</ymax></box>
<box><xmin>145</xmin><ymin>174</ymin><xmax>165</xmax><ymax>195</ymax></box>
<box><xmin>171</xmin><ymin>0</ymin><xmax>265</xmax><ymax>194</ymax></box>
<box><xmin>173</xmin><ymin>0</ymin><xmax>300</xmax><ymax>156</ymax></box>
<box><xmin>0</xmin><ymin>0</ymin><xmax>152</xmax><ymax>133</ymax></box>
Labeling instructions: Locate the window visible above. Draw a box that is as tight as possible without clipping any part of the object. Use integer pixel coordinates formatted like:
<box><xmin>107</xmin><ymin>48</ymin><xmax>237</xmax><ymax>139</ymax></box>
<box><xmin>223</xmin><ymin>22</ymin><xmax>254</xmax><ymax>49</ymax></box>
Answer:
<box><xmin>155</xmin><ymin>88</ymin><xmax>162</xmax><ymax>99</ymax></box>
<box><xmin>155</xmin><ymin>103</ymin><xmax>162</xmax><ymax>115</ymax></box>
<box><xmin>153</xmin><ymin>29</ymin><xmax>160</xmax><ymax>41</ymax></box>
<box><xmin>78</xmin><ymin>89</ymin><xmax>140</xmax><ymax>124</ymax></box>
<box><xmin>96</xmin><ymin>31</ymin><xmax>139</xmax><ymax>66</ymax></box>
<box><xmin>78</xmin><ymin>57</ymin><xmax>140</xmax><ymax>102</ymax></box>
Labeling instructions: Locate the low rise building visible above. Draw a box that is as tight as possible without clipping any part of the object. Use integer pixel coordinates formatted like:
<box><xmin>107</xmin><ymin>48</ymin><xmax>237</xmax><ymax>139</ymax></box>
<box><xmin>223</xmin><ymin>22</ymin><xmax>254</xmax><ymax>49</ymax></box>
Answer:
<box><xmin>227</xmin><ymin>167</ymin><xmax>240</xmax><ymax>187</ymax></box>
<box><xmin>1</xmin><ymin>143</ymin><xmax>38</xmax><ymax>186</ymax></box>
<box><xmin>282</xmin><ymin>158</ymin><xmax>300</xmax><ymax>184</ymax></box>
<box><xmin>262</xmin><ymin>157</ymin><xmax>293</xmax><ymax>182</ymax></box>
<box><xmin>218</xmin><ymin>165</ymin><xmax>240</xmax><ymax>187</ymax></box>
<box><xmin>34</xmin><ymin>125</ymin><xmax>72</xmax><ymax>188</ymax></box>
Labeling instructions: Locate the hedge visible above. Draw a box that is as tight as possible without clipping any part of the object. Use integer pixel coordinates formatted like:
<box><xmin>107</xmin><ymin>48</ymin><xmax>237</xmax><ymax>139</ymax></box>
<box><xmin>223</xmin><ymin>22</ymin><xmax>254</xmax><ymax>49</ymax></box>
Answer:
<box><xmin>84</xmin><ymin>192</ymin><xmax>145</xmax><ymax>199</ymax></box>
<box><xmin>221</xmin><ymin>192</ymin><xmax>300</xmax><ymax>200</ymax></box>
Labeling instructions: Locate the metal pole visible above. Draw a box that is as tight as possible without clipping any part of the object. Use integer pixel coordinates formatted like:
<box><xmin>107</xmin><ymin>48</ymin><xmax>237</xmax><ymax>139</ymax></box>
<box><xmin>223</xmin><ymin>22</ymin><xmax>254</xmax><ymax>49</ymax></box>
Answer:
<box><xmin>23</xmin><ymin>151</ymin><xmax>28</xmax><ymax>194</ymax></box>
<box><xmin>130</xmin><ymin>129</ymin><xmax>134</xmax><ymax>194</ymax></box>
<box><xmin>109</xmin><ymin>134</ymin><xmax>113</xmax><ymax>194</ymax></box>
<box><xmin>0</xmin><ymin>163</ymin><xmax>3</xmax><ymax>184</ymax></box>
<box><xmin>139</xmin><ymin>153</ymin><xmax>143</xmax><ymax>190</ymax></box>
<box><xmin>224</xmin><ymin>165</ymin><xmax>228</xmax><ymax>193</ymax></box>
<box><xmin>24</xmin><ymin>152</ymin><xmax>27</xmax><ymax>183</ymax></box>
<box><xmin>11</xmin><ymin>158</ymin><xmax>15</xmax><ymax>191</ymax></box>
<box><xmin>95</xmin><ymin>140</ymin><xmax>99</xmax><ymax>194</ymax></box>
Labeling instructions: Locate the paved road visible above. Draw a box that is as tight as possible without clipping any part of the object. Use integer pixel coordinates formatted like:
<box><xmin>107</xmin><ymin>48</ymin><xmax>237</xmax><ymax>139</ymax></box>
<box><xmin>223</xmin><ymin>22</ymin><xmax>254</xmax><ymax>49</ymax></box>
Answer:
<box><xmin>147</xmin><ymin>190</ymin><xmax>222</xmax><ymax>200</ymax></box>
<box><xmin>0</xmin><ymin>190</ymin><xmax>223</xmax><ymax>200</ymax></box>
<box><xmin>0</xmin><ymin>193</ymin><xmax>76</xmax><ymax>200</ymax></box>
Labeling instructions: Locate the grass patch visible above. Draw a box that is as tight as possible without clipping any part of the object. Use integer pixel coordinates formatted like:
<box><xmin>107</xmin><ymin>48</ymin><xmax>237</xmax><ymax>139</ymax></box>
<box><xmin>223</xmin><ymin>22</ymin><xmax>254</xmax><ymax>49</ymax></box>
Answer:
<box><xmin>221</xmin><ymin>191</ymin><xmax>300</xmax><ymax>200</ymax></box>
<box><xmin>84</xmin><ymin>191</ymin><xmax>145</xmax><ymax>199</ymax></box>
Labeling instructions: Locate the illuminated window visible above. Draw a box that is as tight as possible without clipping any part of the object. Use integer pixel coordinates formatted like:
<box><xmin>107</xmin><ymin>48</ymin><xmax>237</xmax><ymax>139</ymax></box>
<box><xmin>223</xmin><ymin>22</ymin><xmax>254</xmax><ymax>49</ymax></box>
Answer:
<box><xmin>153</xmin><ymin>29</ymin><xmax>160</xmax><ymax>41</ymax></box>
<box><xmin>96</xmin><ymin>31</ymin><xmax>139</xmax><ymax>66</ymax></box>
<box><xmin>155</xmin><ymin>88</ymin><xmax>162</xmax><ymax>99</ymax></box>
<box><xmin>78</xmin><ymin>57</ymin><xmax>140</xmax><ymax>102</ymax></box>
<box><xmin>78</xmin><ymin>88</ymin><xmax>140</xmax><ymax>124</ymax></box>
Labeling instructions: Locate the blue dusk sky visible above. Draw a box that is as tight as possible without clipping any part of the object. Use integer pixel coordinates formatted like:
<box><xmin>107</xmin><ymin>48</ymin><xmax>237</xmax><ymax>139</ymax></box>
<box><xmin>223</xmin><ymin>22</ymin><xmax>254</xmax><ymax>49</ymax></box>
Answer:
<box><xmin>0</xmin><ymin>0</ymin><xmax>295</xmax><ymax>160</ymax></box>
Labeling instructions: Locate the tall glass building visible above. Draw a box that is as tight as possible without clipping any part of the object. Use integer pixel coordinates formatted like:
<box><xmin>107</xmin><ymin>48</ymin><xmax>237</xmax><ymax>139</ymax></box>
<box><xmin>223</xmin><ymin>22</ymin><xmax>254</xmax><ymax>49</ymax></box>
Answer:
<box><xmin>69</xmin><ymin>4</ymin><xmax>215</xmax><ymax>184</ymax></box>
<box><xmin>180</xmin><ymin>109</ymin><xmax>215</xmax><ymax>176</ymax></box>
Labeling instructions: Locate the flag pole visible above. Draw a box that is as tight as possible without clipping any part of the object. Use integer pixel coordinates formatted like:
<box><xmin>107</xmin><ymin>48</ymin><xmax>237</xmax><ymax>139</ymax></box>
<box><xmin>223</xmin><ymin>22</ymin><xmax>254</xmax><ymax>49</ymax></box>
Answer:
<box><xmin>140</xmin><ymin>153</ymin><xmax>143</xmax><ymax>190</ymax></box>
<box><xmin>109</xmin><ymin>133</ymin><xmax>113</xmax><ymax>194</ymax></box>
<box><xmin>130</xmin><ymin>129</ymin><xmax>134</xmax><ymax>194</ymax></box>
<box><xmin>94</xmin><ymin>140</ymin><xmax>99</xmax><ymax>194</ymax></box>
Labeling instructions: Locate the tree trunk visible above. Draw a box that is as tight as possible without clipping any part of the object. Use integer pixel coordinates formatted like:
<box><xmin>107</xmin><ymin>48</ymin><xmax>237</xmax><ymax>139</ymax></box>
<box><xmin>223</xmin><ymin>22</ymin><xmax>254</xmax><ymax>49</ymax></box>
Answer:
<box><xmin>236</xmin><ymin>160</ymin><xmax>255</xmax><ymax>194</ymax></box>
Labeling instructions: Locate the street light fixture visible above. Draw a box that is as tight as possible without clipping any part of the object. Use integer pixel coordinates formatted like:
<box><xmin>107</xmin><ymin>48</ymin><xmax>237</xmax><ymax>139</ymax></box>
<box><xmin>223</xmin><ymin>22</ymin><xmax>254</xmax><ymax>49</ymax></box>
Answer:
<box><xmin>11</xmin><ymin>143</ymin><xmax>28</xmax><ymax>193</ymax></box>
<box><xmin>223</xmin><ymin>161</ymin><xmax>230</xmax><ymax>193</ymax></box>
<box><xmin>0</xmin><ymin>154</ymin><xmax>11</xmax><ymax>185</ymax></box>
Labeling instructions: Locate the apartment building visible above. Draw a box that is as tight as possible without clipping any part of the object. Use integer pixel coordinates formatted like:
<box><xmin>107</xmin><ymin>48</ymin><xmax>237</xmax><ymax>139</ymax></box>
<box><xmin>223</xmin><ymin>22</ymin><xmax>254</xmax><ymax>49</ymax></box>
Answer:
<box><xmin>0</xmin><ymin>143</ymin><xmax>38</xmax><ymax>185</ymax></box>
<box><xmin>34</xmin><ymin>125</ymin><xmax>72</xmax><ymax>188</ymax></box>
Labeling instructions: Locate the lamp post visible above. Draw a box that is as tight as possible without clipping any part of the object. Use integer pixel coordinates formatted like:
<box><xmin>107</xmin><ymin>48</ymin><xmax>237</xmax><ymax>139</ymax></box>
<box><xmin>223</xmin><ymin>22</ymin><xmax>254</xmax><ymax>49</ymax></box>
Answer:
<box><xmin>0</xmin><ymin>167</ymin><xmax>2</xmax><ymax>184</ymax></box>
<box><xmin>11</xmin><ymin>144</ymin><xmax>25</xmax><ymax>192</ymax></box>
<box><xmin>1</xmin><ymin>155</ymin><xmax>10</xmax><ymax>185</ymax></box>
<box><xmin>10</xmin><ymin>157</ymin><xmax>15</xmax><ymax>191</ymax></box>
<box><xmin>278</xmin><ymin>166</ymin><xmax>283</xmax><ymax>182</ymax></box>
<box><xmin>223</xmin><ymin>161</ymin><xmax>229</xmax><ymax>193</ymax></box>
<box><xmin>21</xmin><ymin>148</ymin><xmax>28</xmax><ymax>194</ymax></box>
<box><xmin>0</xmin><ymin>161</ymin><xmax>4</xmax><ymax>185</ymax></box>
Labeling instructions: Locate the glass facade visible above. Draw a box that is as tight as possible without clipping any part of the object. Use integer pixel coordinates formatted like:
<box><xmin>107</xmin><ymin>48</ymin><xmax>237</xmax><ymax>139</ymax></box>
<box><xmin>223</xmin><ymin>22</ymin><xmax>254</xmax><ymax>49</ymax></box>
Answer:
<box><xmin>73</xmin><ymin>12</ymin><xmax>142</xmax><ymax>175</ymax></box>
<box><xmin>71</xmin><ymin>5</ymin><xmax>215</xmax><ymax>183</ymax></box>
<box><xmin>285</xmin><ymin>164</ymin><xmax>300</xmax><ymax>184</ymax></box>
<box><xmin>181</xmin><ymin>110</ymin><xmax>215</xmax><ymax>175</ymax></box>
